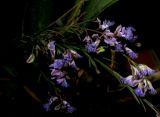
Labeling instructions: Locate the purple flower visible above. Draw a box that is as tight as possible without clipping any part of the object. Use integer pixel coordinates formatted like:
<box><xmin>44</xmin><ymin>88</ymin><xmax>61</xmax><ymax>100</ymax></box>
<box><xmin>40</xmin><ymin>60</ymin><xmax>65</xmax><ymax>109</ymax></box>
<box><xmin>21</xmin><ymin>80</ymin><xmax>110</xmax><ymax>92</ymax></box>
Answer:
<box><xmin>49</xmin><ymin>59</ymin><xmax>64</xmax><ymax>69</ymax></box>
<box><xmin>48</xmin><ymin>41</ymin><xmax>56</xmax><ymax>59</ymax></box>
<box><xmin>43</xmin><ymin>103</ymin><xmax>51</xmax><ymax>112</ymax></box>
<box><xmin>97</xmin><ymin>18</ymin><xmax>115</xmax><ymax>30</ymax></box>
<box><xmin>51</xmin><ymin>69</ymin><xmax>65</xmax><ymax>79</ymax></box>
<box><xmin>119</xmin><ymin>26</ymin><xmax>136</xmax><ymax>41</ymax></box>
<box><xmin>67</xmin><ymin>105</ymin><xmax>75</xmax><ymax>113</ymax></box>
<box><xmin>135</xmin><ymin>83</ymin><xmax>146</xmax><ymax>97</ymax></box>
<box><xmin>85</xmin><ymin>42</ymin><xmax>97</xmax><ymax>53</ymax></box>
<box><xmin>48</xmin><ymin>41</ymin><xmax>55</xmax><ymax>50</ymax></box>
<box><xmin>104</xmin><ymin>37</ymin><xmax>118</xmax><ymax>46</ymax></box>
<box><xmin>43</xmin><ymin>96</ymin><xmax>58</xmax><ymax>112</ymax></box>
<box><xmin>115</xmin><ymin>43</ymin><xmax>124</xmax><ymax>52</ymax></box>
<box><xmin>125</xmin><ymin>47</ymin><xmax>138</xmax><ymax>59</ymax></box>
<box><xmin>63</xmin><ymin>50</ymin><xmax>73</xmax><ymax>63</ymax></box>
<box><xmin>62</xmin><ymin>100</ymin><xmax>75</xmax><ymax>113</ymax></box>
<box><xmin>121</xmin><ymin>75</ymin><xmax>141</xmax><ymax>87</ymax></box>
<box><xmin>131</xmin><ymin>65</ymin><xmax>143</xmax><ymax>78</ymax></box>
<box><xmin>138</xmin><ymin>64</ymin><xmax>155</xmax><ymax>76</ymax></box>
<box><xmin>56</xmin><ymin>78</ymin><xmax>69</xmax><ymax>88</ymax></box>
<box><xmin>146</xmin><ymin>80</ymin><xmax>157</xmax><ymax>95</ymax></box>
<box><xmin>135</xmin><ymin>86</ymin><xmax>145</xmax><ymax>97</ymax></box>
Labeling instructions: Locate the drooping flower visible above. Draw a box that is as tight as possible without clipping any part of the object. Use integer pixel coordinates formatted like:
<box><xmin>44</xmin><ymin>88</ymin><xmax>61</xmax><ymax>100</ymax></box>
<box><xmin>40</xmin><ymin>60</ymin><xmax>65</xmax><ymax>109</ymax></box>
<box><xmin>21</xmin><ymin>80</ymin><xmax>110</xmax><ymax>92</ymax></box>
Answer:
<box><xmin>146</xmin><ymin>80</ymin><xmax>157</xmax><ymax>95</ymax></box>
<box><xmin>135</xmin><ymin>82</ymin><xmax>146</xmax><ymax>97</ymax></box>
<box><xmin>43</xmin><ymin>103</ymin><xmax>51</xmax><ymax>112</ymax></box>
<box><xmin>56</xmin><ymin>78</ymin><xmax>69</xmax><ymax>88</ymax></box>
<box><xmin>43</xmin><ymin>96</ymin><xmax>58</xmax><ymax>112</ymax></box>
<box><xmin>131</xmin><ymin>65</ymin><xmax>143</xmax><ymax>78</ymax></box>
<box><xmin>125</xmin><ymin>47</ymin><xmax>138</xmax><ymax>59</ymax></box>
<box><xmin>85</xmin><ymin>42</ymin><xmax>97</xmax><ymax>53</ymax></box>
<box><xmin>63</xmin><ymin>50</ymin><xmax>73</xmax><ymax>63</ymax></box>
<box><xmin>115</xmin><ymin>43</ymin><xmax>124</xmax><ymax>52</ymax></box>
<box><xmin>48</xmin><ymin>41</ymin><xmax>55</xmax><ymax>50</ymax></box>
<box><xmin>118</xmin><ymin>26</ymin><xmax>136</xmax><ymax>41</ymax></box>
<box><xmin>48</xmin><ymin>41</ymin><xmax>56</xmax><ymax>59</ymax></box>
<box><xmin>51</xmin><ymin>69</ymin><xmax>65</xmax><ymax>79</ymax></box>
<box><xmin>138</xmin><ymin>64</ymin><xmax>155</xmax><ymax>76</ymax></box>
<box><xmin>104</xmin><ymin>37</ymin><xmax>118</xmax><ymax>46</ymax></box>
<box><xmin>121</xmin><ymin>75</ymin><xmax>141</xmax><ymax>87</ymax></box>
<box><xmin>49</xmin><ymin>59</ymin><xmax>64</xmax><ymax>69</ymax></box>
<box><xmin>97</xmin><ymin>18</ymin><xmax>115</xmax><ymax>30</ymax></box>
<box><xmin>63</xmin><ymin>100</ymin><xmax>75</xmax><ymax>113</ymax></box>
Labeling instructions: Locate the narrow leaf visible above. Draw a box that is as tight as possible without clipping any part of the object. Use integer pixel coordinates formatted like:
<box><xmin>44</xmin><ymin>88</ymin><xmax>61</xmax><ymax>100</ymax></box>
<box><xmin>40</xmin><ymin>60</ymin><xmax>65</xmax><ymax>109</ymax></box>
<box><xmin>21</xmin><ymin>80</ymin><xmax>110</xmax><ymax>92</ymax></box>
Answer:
<box><xmin>139</xmin><ymin>98</ymin><xmax>147</xmax><ymax>112</ymax></box>
<box><xmin>126</xmin><ymin>85</ymin><xmax>140</xmax><ymax>104</ymax></box>
<box><xmin>24</xmin><ymin>85</ymin><xmax>42</xmax><ymax>103</ymax></box>
<box><xmin>26</xmin><ymin>53</ymin><xmax>35</xmax><ymax>63</ymax></box>
<box><xmin>143</xmin><ymin>99</ymin><xmax>160</xmax><ymax>114</ymax></box>
<box><xmin>94</xmin><ymin>58</ymin><xmax>121</xmax><ymax>83</ymax></box>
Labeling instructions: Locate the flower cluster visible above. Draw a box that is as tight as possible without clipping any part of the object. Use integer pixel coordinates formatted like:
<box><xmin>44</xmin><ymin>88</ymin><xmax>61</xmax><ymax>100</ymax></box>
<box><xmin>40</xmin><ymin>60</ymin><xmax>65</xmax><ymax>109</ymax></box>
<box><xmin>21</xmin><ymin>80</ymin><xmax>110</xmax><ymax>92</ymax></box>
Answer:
<box><xmin>48</xmin><ymin>42</ymin><xmax>82</xmax><ymax>88</ymax></box>
<box><xmin>84</xmin><ymin>18</ymin><xmax>138</xmax><ymax>59</ymax></box>
<box><xmin>42</xmin><ymin>18</ymin><xmax>158</xmax><ymax>114</ymax></box>
<box><xmin>121</xmin><ymin>64</ymin><xmax>156</xmax><ymax>97</ymax></box>
<box><xmin>43</xmin><ymin>96</ymin><xmax>75</xmax><ymax>113</ymax></box>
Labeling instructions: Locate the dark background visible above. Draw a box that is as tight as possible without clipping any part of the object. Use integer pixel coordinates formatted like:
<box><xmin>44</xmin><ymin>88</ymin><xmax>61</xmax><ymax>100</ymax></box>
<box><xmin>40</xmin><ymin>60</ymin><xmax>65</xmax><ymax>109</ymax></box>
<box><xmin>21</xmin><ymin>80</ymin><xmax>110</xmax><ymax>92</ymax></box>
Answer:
<box><xmin>1</xmin><ymin>0</ymin><xmax>160</xmax><ymax>117</ymax></box>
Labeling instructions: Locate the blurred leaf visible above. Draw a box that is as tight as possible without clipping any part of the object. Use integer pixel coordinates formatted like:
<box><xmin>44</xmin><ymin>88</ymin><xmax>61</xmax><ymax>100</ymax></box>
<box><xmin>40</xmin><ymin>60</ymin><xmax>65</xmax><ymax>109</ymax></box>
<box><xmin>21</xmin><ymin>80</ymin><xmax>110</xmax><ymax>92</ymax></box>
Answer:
<box><xmin>126</xmin><ymin>85</ymin><xmax>140</xmax><ymax>104</ymax></box>
<box><xmin>24</xmin><ymin>85</ymin><xmax>42</xmax><ymax>103</ymax></box>
<box><xmin>66</xmin><ymin>0</ymin><xmax>84</xmax><ymax>25</ymax></box>
<box><xmin>26</xmin><ymin>53</ymin><xmax>35</xmax><ymax>64</ymax></box>
<box><xmin>82</xmin><ymin>50</ymin><xmax>100</xmax><ymax>74</ymax></box>
<box><xmin>3</xmin><ymin>66</ymin><xmax>17</xmax><ymax>77</ymax></box>
<box><xmin>83</xmin><ymin>0</ymin><xmax>119</xmax><ymax>25</ymax></box>
<box><xmin>97</xmin><ymin>46</ymin><xmax>105</xmax><ymax>54</ymax></box>
<box><xmin>94</xmin><ymin>58</ymin><xmax>122</xmax><ymax>83</ymax></box>
<box><xmin>139</xmin><ymin>98</ymin><xmax>147</xmax><ymax>112</ymax></box>
<box><xmin>143</xmin><ymin>99</ymin><xmax>160</xmax><ymax>114</ymax></box>
<box><xmin>110</xmin><ymin>49</ymin><xmax>116</xmax><ymax>69</ymax></box>
<box><xmin>78</xmin><ymin>69</ymin><xmax>84</xmax><ymax>78</ymax></box>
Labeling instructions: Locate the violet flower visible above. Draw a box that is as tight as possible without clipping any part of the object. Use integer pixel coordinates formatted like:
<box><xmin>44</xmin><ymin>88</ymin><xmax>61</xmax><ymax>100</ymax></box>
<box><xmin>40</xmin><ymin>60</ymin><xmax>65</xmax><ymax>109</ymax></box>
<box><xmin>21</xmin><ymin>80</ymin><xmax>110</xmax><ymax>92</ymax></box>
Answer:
<box><xmin>121</xmin><ymin>75</ymin><xmax>141</xmax><ymax>87</ymax></box>
<box><xmin>97</xmin><ymin>18</ymin><xmax>115</xmax><ymax>30</ymax></box>
<box><xmin>104</xmin><ymin>37</ymin><xmax>118</xmax><ymax>46</ymax></box>
<box><xmin>49</xmin><ymin>59</ymin><xmax>64</xmax><ymax>69</ymax></box>
<box><xmin>115</xmin><ymin>43</ymin><xmax>124</xmax><ymax>52</ymax></box>
<box><xmin>138</xmin><ymin>64</ymin><xmax>155</xmax><ymax>76</ymax></box>
<box><xmin>125</xmin><ymin>47</ymin><xmax>138</xmax><ymax>59</ymax></box>
<box><xmin>85</xmin><ymin>42</ymin><xmax>97</xmax><ymax>53</ymax></box>
<box><xmin>51</xmin><ymin>69</ymin><xmax>65</xmax><ymax>79</ymax></box>
<box><xmin>135</xmin><ymin>82</ymin><xmax>146</xmax><ymax>97</ymax></box>
<box><xmin>56</xmin><ymin>78</ymin><xmax>69</xmax><ymax>88</ymax></box>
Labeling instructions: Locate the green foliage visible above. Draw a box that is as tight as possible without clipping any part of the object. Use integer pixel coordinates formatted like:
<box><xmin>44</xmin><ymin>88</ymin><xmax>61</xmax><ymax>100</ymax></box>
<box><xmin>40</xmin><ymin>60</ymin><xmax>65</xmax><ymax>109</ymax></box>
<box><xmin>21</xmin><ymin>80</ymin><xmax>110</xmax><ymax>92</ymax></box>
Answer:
<box><xmin>83</xmin><ymin>0</ymin><xmax>119</xmax><ymax>22</ymax></box>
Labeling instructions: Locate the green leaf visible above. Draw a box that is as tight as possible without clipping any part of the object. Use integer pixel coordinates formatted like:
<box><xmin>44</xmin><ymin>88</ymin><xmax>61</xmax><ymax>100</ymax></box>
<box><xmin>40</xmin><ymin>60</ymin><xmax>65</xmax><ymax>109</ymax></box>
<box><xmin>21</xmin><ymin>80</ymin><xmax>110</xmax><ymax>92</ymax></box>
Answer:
<box><xmin>139</xmin><ymin>98</ymin><xmax>147</xmax><ymax>112</ymax></box>
<box><xmin>83</xmin><ymin>0</ymin><xmax>119</xmax><ymax>24</ymax></box>
<box><xmin>94</xmin><ymin>58</ymin><xmax>121</xmax><ymax>83</ymax></box>
<box><xmin>97</xmin><ymin>46</ymin><xmax>105</xmax><ymax>54</ymax></box>
<box><xmin>126</xmin><ymin>85</ymin><xmax>140</xmax><ymax>104</ymax></box>
<box><xmin>66</xmin><ymin>0</ymin><xmax>84</xmax><ymax>25</ymax></box>
<box><xmin>82</xmin><ymin>50</ymin><xmax>100</xmax><ymax>74</ymax></box>
<box><xmin>143</xmin><ymin>99</ymin><xmax>160</xmax><ymax>114</ymax></box>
